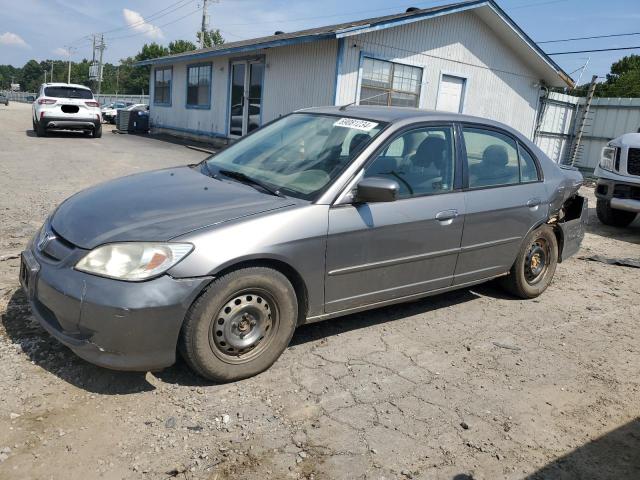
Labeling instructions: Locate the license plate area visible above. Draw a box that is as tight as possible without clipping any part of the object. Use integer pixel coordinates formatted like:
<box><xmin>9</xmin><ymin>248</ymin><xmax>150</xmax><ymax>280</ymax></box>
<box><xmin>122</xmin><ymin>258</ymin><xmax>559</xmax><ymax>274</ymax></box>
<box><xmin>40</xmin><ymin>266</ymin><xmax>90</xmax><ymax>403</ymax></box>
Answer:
<box><xmin>20</xmin><ymin>250</ymin><xmax>40</xmax><ymax>298</ymax></box>
<box><xmin>61</xmin><ymin>105</ymin><xmax>79</xmax><ymax>114</ymax></box>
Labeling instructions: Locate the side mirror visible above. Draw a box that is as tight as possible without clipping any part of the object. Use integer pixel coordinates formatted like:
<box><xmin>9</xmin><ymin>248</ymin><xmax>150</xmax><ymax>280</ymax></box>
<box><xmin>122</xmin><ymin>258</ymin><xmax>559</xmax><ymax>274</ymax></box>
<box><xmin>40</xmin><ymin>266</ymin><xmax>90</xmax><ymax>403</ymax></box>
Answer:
<box><xmin>355</xmin><ymin>176</ymin><xmax>399</xmax><ymax>203</ymax></box>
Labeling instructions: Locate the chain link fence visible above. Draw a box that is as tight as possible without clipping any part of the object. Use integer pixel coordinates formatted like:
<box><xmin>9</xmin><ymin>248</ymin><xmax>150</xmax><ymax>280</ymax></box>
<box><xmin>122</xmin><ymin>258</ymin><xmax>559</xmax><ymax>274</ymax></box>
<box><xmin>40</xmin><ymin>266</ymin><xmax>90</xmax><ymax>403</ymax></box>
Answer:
<box><xmin>1</xmin><ymin>90</ymin><xmax>148</xmax><ymax>105</ymax></box>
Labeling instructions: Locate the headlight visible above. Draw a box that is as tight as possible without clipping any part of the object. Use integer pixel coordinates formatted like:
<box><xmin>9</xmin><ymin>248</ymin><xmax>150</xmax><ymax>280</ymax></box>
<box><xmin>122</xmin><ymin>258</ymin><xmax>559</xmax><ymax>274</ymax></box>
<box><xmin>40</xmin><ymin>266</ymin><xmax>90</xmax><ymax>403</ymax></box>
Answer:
<box><xmin>75</xmin><ymin>242</ymin><xmax>193</xmax><ymax>281</ymax></box>
<box><xmin>600</xmin><ymin>146</ymin><xmax>615</xmax><ymax>171</ymax></box>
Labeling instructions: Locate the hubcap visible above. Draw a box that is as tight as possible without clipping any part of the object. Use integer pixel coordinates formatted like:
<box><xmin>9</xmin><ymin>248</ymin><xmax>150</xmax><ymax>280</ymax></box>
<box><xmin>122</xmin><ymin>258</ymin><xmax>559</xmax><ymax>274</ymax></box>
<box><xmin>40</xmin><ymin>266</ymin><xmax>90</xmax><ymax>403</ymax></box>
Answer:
<box><xmin>525</xmin><ymin>239</ymin><xmax>548</xmax><ymax>285</ymax></box>
<box><xmin>210</xmin><ymin>292</ymin><xmax>275</xmax><ymax>362</ymax></box>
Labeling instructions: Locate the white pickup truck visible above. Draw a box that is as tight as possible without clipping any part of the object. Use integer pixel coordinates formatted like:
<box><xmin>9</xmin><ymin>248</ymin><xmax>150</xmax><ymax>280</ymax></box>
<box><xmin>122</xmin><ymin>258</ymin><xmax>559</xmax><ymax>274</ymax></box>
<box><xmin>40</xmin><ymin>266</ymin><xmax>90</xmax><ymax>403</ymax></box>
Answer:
<box><xmin>595</xmin><ymin>133</ymin><xmax>640</xmax><ymax>227</ymax></box>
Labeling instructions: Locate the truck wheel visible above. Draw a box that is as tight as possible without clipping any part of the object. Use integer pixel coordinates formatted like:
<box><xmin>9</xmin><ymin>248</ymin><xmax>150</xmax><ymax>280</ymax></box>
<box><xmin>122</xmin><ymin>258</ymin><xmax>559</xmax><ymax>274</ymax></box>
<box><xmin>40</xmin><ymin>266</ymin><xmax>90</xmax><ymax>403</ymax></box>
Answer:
<box><xmin>501</xmin><ymin>225</ymin><xmax>558</xmax><ymax>299</ymax></box>
<box><xmin>179</xmin><ymin>267</ymin><xmax>298</xmax><ymax>382</ymax></box>
<box><xmin>93</xmin><ymin>125</ymin><xmax>102</xmax><ymax>138</ymax></box>
<box><xmin>596</xmin><ymin>199</ymin><xmax>636</xmax><ymax>227</ymax></box>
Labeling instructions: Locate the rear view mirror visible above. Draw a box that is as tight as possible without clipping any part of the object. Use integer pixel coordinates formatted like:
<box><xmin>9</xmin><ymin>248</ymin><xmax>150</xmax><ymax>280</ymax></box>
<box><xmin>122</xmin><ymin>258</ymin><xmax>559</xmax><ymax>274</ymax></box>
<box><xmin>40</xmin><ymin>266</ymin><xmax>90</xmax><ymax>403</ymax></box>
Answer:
<box><xmin>355</xmin><ymin>176</ymin><xmax>399</xmax><ymax>203</ymax></box>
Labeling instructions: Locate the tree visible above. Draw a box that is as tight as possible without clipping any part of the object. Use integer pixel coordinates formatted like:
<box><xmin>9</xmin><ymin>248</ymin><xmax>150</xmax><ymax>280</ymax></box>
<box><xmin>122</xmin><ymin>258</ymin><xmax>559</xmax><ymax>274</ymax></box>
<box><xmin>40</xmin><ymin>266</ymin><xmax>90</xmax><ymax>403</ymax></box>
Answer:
<box><xmin>570</xmin><ymin>54</ymin><xmax>640</xmax><ymax>98</ymax></box>
<box><xmin>169</xmin><ymin>39</ymin><xmax>197</xmax><ymax>55</ymax></box>
<box><xmin>196</xmin><ymin>29</ymin><xmax>225</xmax><ymax>48</ymax></box>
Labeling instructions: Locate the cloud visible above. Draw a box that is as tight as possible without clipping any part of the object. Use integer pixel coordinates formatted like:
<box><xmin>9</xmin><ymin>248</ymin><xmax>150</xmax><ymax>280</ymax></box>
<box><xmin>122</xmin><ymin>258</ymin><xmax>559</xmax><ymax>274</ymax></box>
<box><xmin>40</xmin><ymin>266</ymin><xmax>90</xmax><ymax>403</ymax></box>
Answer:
<box><xmin>0</xmin><ymin>32</ymin><xmax>30</xmax><ymax>48</ymax></box>
<box><xmin>53</xmin><ymin>47</ymin><xmax>70</xmax><ymax>57</ymax></box>
<box><xmin>122</xmin><ymin>8</ymin><xmax>164</xmax><ymax>39</ymax></box>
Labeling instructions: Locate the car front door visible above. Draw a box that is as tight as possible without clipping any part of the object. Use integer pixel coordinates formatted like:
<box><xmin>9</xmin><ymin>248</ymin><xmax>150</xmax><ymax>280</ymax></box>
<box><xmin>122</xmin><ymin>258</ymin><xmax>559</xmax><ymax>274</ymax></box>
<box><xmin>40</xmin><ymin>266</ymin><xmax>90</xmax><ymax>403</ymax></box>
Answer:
<box><xmin>324</xmin><ymin>124</ymin><xmax>465</xmax><ymax>314</ymax></box>
<box><xmin>453</xmin><ymin>125</ymin><xmax>547</xmax><ymax>285</ymax></box>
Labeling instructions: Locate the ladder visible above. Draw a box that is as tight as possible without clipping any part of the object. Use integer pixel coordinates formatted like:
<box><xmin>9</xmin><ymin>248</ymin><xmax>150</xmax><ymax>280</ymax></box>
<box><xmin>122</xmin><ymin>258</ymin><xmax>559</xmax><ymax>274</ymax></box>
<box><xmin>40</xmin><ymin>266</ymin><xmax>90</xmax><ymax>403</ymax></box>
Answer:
<box><xmin>569</xmin><ymin>75</ymin><xmax>598</xmax><ymax>167</ymax></box>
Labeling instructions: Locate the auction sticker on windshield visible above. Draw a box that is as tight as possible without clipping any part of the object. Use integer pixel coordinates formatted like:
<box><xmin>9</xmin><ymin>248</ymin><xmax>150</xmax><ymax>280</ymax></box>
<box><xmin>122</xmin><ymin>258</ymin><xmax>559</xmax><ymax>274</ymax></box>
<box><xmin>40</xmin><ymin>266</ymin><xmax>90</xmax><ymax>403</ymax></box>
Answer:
<box><xmin>333</xmin><ymin>118</ymin><xmax>379</xmax><ymax>131</ymax></box>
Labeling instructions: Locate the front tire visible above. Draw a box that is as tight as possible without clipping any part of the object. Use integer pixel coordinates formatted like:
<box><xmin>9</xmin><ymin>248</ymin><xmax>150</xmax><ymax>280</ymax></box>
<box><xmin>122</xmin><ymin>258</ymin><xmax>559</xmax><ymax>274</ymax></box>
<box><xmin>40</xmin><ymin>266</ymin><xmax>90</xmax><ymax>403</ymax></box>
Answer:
<box><xmin>501</xmin><ymin>225</ymin><xmax>558</xmax><ymax>299</ymax></box>
<box><xmin>596</xmin><ymin>199</ymin><xmax>636</xmax><ymax>227</ymax></box>
<box><xmin>179</xmin><ymin>267</ymin><xmax>298</xmax><ymax>382</ymax></box>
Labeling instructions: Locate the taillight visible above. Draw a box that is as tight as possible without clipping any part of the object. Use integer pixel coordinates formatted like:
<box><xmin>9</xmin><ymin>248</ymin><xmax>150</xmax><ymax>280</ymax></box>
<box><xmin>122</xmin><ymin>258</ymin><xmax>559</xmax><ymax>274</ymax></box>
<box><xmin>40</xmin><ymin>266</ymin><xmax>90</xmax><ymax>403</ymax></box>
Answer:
<box><xmin>85</xmin><ymin>101</ymin><xmax>100</xmax><ymax>107</ymax></box>
<box><xmin>37</xmin><ymin>98</ymin><xmax>56</xmax><ymax>105</ymax></box>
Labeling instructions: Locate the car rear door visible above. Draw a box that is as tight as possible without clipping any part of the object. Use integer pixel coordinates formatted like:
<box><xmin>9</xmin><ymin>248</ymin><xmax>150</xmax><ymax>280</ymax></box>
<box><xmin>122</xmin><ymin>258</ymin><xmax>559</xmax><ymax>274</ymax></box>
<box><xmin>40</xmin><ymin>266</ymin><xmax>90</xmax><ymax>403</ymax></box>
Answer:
<box><xmin>324</xmin><ymin>124</ymin><xmax>465</xmax><ymax>313</ymax></box>
<box><xmin>454</xmin><ymin>125</ymin><xmax>548</xmax><ymax>285</ymax></box>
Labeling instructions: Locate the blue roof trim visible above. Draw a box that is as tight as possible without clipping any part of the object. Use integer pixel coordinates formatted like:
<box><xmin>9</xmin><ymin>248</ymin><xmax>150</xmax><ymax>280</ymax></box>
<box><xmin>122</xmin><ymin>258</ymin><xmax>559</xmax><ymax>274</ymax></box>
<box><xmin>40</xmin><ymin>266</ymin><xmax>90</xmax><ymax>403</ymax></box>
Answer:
<box><xmin>137</xmin><ymin>33</ymin><xmax>336</xmax><ymax>66</ymax></box>
<box><xmin>484</xmin><ymin>1</ymin><xmax>573</xmax><ymax>85</ymax></box>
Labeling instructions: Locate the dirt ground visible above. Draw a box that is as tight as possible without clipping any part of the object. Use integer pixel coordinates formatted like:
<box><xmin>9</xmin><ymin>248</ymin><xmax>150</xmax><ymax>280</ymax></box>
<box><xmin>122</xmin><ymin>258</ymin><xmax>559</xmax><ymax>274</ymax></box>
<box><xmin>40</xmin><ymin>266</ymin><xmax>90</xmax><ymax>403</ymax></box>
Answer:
<box><xmin>0</xmin><ymin>102</ymin><xmax>638</xmax><ymax>480</ymax></box>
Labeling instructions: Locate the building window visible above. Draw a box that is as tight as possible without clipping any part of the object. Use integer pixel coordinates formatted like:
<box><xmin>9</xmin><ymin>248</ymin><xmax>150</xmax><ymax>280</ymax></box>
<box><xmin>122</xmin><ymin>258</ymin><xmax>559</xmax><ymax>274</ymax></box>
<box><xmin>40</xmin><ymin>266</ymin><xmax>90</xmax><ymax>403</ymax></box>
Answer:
<box><xmin>359</xmin><ymin>57</ymin><xmax>422</xmax><ymax>108</ymax></box>
<box><xmin>154</xmin><ymin>67</ymin><xmax>172</xmax><ymax>105</ymax></box>
<box><xmin>187</xmin><ymin>64</ymin><xmax>212</xmax><ymax>108</ymax></box>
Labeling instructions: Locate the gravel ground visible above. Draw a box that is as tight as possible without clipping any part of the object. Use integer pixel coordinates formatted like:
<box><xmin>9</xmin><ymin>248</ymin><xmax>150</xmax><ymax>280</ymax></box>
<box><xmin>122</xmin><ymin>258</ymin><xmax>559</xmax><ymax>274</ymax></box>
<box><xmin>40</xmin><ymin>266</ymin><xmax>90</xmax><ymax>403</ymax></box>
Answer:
<box><xmin>1</xmin><ymin>102</ymin><xmax>639</xmax><ymax>480</ymax></box>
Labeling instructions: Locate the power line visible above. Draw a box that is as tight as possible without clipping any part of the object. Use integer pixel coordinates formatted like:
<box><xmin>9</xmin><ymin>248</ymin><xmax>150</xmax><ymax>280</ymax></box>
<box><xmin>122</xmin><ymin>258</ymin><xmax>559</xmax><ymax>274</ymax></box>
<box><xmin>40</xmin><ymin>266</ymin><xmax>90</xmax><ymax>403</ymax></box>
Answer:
<box><xmin>106</xmin><ymin>8</ymin><xmax>201</xmax><ymax>42</ymax></box>
<box><xmin>539</xmin><ymin>31</ymin><xmax>640</xmax><ymax>44</ymax></box>
<box><xmin>548</xmin><ymin>46</ymin><xmax>640</xmax><ymax>55</ymax></box>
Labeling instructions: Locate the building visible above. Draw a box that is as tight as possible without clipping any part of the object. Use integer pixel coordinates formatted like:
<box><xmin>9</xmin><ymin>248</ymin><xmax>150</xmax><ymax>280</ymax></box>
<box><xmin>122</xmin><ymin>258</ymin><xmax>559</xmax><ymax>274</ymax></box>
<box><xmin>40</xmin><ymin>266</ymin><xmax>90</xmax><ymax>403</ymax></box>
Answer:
<box><xmin>138</xmin><ymin>0</ymin><xmax>573</xmax><ymax>144</ymax></box>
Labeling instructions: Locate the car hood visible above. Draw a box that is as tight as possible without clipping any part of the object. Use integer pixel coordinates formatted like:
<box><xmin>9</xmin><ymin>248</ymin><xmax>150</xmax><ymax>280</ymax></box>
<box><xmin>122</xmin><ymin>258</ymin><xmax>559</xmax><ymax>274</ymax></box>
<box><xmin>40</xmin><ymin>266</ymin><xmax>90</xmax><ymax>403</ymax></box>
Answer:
<box><xmin>52</xmin><ymin>166</ymin><xmax>297</xmax><ymax>249</ymax></box>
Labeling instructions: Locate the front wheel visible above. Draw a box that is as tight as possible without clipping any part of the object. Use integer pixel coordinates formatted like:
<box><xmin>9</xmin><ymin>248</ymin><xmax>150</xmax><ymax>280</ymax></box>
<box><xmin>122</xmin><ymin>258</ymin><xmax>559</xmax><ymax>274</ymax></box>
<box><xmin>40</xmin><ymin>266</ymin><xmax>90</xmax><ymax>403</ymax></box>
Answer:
<box><xmin>179</xmin><ymin>267</ymin><xmax>298</xmax><ymax>382</ymax></box>
<box><xmin>596</xmin><ymin>199</ymin><xmax>636</xmax><ymax>227</ymax></box>
<box><xmin>501</xmin><ymin>225</ymin><xmax>558</xmax><ymax>299</ymax></box>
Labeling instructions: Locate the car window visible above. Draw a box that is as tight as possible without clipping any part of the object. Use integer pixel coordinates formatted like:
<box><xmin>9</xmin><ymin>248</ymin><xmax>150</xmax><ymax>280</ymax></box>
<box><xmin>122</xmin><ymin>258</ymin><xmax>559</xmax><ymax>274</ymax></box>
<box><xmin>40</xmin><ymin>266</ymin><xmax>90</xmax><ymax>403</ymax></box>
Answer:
<box><xmin>44</xmin><ymin>86</ymin><xmax>93</xmax><ymax>99</ymax></box>
<box><xmin>463</xmin><ymin>127</ymin><xmax>519</xmax><ymax>188</ymax></box>
<box><xmin>206</xmin><ymin>114</ymin><xmax>386</xmax><ymax>200</ymax></box>
<box><xmin>518</xmin><ymin>144</ymin><xmax>540</xmax><ymax>182</ymax></box>
<box><xmin>364</xmin><ymin>126</ymin><xmax>455</xmax><ymax>198</ymax></box>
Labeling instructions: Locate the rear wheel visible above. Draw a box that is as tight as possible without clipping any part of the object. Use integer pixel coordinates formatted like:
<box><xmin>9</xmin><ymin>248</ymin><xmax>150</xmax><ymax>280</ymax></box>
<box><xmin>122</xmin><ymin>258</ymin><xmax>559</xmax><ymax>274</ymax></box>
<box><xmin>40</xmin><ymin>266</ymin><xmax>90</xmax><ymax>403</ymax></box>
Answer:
<box><xmin>501</xmin><ymin>225</ymin><xmax>558</xmax><ymax>299</ymax></box>
<box><xmin>93</xmin><ymin>125</ymin><xmax>102</xmax><ymax>138</ymax></box>
<box><xmin>35</xmin><ymin>119</ymin><xmax>46</xmax><ymax>137</ymax></box>
<box><xmin>179</xmin><ymin>267</ymin><xmax>298</xmax><ymax>382</ymax></box>
<box><xmin>596</xmin><ymin>199</ymin><xmax>636</xmax><ymax>227</ymax></box>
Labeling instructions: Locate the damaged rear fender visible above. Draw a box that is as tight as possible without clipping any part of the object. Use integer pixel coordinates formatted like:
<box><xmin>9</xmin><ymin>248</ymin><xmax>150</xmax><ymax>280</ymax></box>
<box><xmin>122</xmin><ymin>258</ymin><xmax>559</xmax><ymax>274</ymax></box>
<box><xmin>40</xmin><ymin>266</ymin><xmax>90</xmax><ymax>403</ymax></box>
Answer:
<box><xmin>548</xmin><ymin>194</ymin><xmax>588</xmax><ymax>262</ymax></box>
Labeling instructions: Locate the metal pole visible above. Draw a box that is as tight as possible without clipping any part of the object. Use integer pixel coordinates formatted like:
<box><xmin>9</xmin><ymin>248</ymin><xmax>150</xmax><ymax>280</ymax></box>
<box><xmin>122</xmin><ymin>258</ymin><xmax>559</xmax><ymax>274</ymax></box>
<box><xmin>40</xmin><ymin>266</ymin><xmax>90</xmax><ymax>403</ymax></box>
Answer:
<box><xmin>200</xmin><ymin>0</ymin><xmax>209</xmax><ymax>48</ymax></box>
<box><xmin>97</xmin><ymin>34</ymin><xmax>105</xmax><ymax>95</ymax></box>
<box><xmin>50</xmin><ymin>61</ymin><xmax>54</xmax><ymax>83</ymax></box>
<box><xmin>115</xmin><ymin>65</ymin><xmax>119</xmax><ymax>101</ymax></box>
<box><xmin>44</xmin><ymin>71</ymin><xmax>47</xmax><ymax>84</ymax></box>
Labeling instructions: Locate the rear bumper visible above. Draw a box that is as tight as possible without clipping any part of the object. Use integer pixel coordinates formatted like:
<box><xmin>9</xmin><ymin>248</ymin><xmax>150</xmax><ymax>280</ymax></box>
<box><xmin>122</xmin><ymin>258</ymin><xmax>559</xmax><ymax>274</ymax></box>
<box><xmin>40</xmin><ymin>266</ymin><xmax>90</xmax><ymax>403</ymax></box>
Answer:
<box><xmin>20</xmin><ymin>239</ymin><xmax>212</xmax><ymax>371</ymax></box>
<box><xmin>41</xmin><ymin>116</ymin><xmax>100</xmax><ymax>131</ymax></box>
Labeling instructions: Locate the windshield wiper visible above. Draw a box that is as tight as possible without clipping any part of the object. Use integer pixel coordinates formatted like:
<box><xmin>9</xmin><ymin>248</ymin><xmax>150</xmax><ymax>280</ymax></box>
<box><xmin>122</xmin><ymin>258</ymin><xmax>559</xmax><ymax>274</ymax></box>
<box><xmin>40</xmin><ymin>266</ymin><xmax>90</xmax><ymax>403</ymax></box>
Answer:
<box><xmin>219</xmin><ymin>169</ymin><xmax>285</xmax><ymax>197</ymax></box>
<box><xmin>200</xmin><ymin>161</ymin><xmax>219</xmax><ymax>180</ymax></box>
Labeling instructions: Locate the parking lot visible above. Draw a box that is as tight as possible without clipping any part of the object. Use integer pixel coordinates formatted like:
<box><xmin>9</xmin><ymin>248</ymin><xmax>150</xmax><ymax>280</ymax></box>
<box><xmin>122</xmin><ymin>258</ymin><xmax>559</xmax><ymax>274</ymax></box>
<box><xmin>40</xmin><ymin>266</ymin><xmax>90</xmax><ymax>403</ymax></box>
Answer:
<box><xmin>0</xmin><ymin>101</ymin><xmax>638</xmax><ymax>479</ymax></box>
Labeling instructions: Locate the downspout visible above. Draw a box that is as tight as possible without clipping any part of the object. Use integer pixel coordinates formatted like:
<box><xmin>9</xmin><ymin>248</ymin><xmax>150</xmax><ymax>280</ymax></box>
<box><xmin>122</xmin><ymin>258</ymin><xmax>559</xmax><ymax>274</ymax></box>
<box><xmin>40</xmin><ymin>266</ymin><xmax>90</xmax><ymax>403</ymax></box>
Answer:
<box><xmin>532</xmin><ymin>81</ymin><xmax>549</xmax><ymax>142</ymax></box>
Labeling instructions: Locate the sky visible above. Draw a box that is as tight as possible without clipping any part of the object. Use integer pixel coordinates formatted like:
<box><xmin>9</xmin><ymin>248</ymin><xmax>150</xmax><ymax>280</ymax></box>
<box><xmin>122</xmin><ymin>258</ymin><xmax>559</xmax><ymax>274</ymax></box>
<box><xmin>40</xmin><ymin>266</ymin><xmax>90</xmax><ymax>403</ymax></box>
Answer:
<box><xmin>0</xmin><ymin>0</ymin><xmax>639</xmax><ymax>85</ymax></box>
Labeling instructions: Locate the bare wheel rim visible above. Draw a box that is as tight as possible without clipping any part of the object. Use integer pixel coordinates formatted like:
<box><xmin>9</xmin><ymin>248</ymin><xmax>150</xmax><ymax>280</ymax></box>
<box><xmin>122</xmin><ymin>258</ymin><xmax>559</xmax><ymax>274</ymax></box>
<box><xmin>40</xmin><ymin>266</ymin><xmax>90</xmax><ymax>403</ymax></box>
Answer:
<box><xmin>208</xmin><ymin>289</ymin><xmax>279</xmax><ymax>364</ymax></box>
<box><xmin>524</xmin><ymin>237</ymin><xmax>549</xmax><ymax>285</ymax></box>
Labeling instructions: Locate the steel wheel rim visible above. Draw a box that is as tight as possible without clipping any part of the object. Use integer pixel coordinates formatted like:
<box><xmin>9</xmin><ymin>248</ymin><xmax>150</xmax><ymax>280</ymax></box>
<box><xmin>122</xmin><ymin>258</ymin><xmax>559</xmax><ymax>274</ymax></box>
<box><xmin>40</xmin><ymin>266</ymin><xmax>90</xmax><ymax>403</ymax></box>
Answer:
<box><xmin>524</xmin><ymin>238</ymin><xmax>549</xmax><ymax>285</ymax></box>
<box><xmin>209</xmin><ymin>289</ymin><xmax>278</xmax><ymax>364</ymax></box>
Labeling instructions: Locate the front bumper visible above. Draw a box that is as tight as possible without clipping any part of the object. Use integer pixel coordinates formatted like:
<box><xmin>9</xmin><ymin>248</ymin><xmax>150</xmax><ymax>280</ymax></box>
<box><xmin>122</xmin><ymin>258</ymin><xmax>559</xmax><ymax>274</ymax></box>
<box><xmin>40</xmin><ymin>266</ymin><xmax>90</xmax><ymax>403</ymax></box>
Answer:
<box><xmin>41</xmin><ymin>116</ymin><xmax>100</xmax><ymax>131</ymax></box>
<box><xmin>595</xmin><ymin>174</ymin><xmax>640</xmax><ymax>213</ymax></box>
<box><xmin>20</xmin><ymin>236</ymin><xmax>211</xmax><ymax>371</ymax></box>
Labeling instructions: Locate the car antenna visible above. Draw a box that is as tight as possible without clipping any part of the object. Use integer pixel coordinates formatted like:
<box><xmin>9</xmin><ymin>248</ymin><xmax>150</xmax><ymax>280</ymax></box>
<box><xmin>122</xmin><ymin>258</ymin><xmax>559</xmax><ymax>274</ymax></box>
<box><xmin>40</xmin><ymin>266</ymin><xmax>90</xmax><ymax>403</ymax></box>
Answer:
<box><xmin>339</xmin><ymin>100</ymin><xmax>357</xmax><ymax>111</ymax></box>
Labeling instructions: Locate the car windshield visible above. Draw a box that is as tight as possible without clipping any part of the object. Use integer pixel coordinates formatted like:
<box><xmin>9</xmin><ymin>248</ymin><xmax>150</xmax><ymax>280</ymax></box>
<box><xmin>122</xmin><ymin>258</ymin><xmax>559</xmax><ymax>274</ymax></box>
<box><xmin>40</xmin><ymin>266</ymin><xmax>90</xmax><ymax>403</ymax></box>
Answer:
<box><xmin>44</xmin><ymin>86</ymin><xmax>93</xmax><ymax>99</ymax></box>
<box><xmin>205</xmin><ymin>113</ymin><xmax>386</xmax><ymax>200</ymax></box>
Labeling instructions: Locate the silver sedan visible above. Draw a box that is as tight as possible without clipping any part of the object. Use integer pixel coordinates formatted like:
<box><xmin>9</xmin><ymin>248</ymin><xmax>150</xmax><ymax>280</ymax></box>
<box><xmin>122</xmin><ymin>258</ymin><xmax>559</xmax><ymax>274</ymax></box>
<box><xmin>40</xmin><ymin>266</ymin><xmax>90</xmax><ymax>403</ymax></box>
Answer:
<box><xmin>21</xmin><ymin>106</ymin><xmax>586</xmax><ymax>381</ymax></box>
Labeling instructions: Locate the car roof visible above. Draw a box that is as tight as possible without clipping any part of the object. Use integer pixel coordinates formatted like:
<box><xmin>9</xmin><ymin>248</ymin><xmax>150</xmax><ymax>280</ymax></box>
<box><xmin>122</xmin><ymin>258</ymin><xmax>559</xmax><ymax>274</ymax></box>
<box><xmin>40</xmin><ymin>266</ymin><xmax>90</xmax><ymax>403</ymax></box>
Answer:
<box><xmin>298</xmin><ymin>105</ymin><xmax>525</xmax><ymax>137</ymax></box>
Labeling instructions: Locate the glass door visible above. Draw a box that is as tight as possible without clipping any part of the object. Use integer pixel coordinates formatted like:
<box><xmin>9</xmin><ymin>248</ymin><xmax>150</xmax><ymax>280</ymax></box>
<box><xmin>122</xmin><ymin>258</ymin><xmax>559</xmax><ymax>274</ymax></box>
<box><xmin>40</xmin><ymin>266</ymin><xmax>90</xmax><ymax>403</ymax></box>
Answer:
<box><xmin>228</xmin><ymin>60</ymin><xmax>264</xmax><ymax>137</ymax></box>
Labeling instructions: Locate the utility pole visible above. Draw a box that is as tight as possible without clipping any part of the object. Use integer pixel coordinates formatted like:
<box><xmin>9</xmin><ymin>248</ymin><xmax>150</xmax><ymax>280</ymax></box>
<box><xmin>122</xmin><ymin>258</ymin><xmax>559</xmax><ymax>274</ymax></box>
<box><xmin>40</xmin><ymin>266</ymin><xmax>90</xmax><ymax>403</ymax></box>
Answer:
<box><xmin>96</xmin><ymin>34</ymin><xmax>106</xmax><ymax>95</ymax></box>
<box><xmin>199</xmin><ymin>0</ymin><xmax>209</xmax><ymax>48</ymax></box>
<box><xmin>50</xmin><ymin>61</ymin><xmax>54</xmax><ymax>83</ymax></box>
<box><xmin>43</xmin><ymin>71</ymin><xmax>47</xmax><ymax>84</ymax></box>
<box><xmin>65</xmin><ymin>46</ymin><xmax>75</xmax><ymax>84</ymax></box>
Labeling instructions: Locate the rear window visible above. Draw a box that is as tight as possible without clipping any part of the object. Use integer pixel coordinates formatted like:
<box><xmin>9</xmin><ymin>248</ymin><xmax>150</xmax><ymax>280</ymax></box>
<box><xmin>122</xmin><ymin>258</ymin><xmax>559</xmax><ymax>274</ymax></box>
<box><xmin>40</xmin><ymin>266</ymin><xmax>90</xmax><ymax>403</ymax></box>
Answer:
<box><xmin>44</xmin><ymin>87</ymin><xmax>93</xmax><ymax>99</ymax></box>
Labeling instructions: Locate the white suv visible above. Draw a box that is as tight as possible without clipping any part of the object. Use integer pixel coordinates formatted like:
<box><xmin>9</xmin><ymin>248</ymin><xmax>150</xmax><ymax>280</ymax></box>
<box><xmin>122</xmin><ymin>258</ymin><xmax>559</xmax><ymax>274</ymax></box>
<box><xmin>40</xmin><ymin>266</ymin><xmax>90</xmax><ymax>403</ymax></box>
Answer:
<box><xmin>33</xmin><ymin>83</ymin><xmax>102</xmax><ymax>138</ymax></box>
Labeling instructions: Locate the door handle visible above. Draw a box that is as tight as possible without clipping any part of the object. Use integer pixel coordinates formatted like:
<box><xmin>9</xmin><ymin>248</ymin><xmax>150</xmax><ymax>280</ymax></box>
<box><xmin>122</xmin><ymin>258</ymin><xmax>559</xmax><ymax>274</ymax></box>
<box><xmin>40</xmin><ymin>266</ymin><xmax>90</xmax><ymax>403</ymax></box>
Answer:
<box><xmin>435</xmin><ymin>209</ymin><xmax>459</xmax><ymax>223</ymax></box>
<box><xmin>526</xmin><ymin>198</ymin><xmax>541</xmax><ymax>208</ymax></box>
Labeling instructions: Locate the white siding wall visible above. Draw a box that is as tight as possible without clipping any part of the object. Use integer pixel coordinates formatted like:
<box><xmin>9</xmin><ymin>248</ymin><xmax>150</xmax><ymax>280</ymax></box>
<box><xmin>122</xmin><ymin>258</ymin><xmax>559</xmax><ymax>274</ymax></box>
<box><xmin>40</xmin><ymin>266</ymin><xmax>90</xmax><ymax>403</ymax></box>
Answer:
<box><xmin>149</xmin><ymin>39</ymin><xmax>337</xmax><ymax>139</ymax></box>
<box><xmin>336</xmin><ymin>11</ymin><xmax>542</xmax><ymax>137</ymax></box>
<box><xmin>262</xmin><ymin>39</ymin><xmax>338</xmax><ymax>121</ymax></box>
